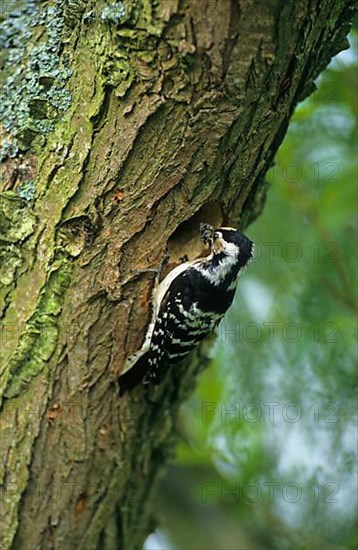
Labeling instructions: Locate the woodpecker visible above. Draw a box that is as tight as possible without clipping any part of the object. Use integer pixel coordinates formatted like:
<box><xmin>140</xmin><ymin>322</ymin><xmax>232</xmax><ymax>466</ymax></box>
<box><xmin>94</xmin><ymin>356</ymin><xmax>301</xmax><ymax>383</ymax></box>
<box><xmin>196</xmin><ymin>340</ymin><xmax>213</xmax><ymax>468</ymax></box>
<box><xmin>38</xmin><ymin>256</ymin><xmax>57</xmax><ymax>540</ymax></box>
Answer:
<box><xmin>119</xmin><ymin>224</ymin><xmax>253</xmax><ymax>394</ymax></box>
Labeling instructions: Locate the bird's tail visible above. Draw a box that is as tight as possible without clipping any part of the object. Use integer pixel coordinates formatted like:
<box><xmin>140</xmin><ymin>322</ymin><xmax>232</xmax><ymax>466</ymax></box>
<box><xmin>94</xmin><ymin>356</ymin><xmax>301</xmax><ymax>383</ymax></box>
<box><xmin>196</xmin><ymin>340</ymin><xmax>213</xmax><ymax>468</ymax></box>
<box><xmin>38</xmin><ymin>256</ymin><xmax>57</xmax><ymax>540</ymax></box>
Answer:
<box><xmin>118</xmin><ymin>351</ymin><xmax>149</xmax><ymax>396</ymax></box>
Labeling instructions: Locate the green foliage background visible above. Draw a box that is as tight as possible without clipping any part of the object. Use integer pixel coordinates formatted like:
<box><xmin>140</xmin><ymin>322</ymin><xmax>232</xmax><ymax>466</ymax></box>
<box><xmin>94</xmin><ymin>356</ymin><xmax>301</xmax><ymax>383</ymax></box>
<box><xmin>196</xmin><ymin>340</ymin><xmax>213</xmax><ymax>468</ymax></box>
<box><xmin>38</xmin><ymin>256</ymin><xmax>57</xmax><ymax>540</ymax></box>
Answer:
<box><xmin>146</xmin><ymin>31</ymin><xmax>357</xmax><ymax>550</ymax></box>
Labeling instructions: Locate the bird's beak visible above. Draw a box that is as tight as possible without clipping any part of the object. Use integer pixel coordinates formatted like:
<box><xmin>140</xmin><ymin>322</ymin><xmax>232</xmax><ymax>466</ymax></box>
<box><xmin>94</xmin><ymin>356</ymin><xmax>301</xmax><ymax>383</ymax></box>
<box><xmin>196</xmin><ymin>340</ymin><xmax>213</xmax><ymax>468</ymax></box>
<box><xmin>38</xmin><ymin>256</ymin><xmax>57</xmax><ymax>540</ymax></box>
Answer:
<box><xmin>212</xmin><ymin>237</ymin><xmax>225</xmax><ymax>255</ymax></box>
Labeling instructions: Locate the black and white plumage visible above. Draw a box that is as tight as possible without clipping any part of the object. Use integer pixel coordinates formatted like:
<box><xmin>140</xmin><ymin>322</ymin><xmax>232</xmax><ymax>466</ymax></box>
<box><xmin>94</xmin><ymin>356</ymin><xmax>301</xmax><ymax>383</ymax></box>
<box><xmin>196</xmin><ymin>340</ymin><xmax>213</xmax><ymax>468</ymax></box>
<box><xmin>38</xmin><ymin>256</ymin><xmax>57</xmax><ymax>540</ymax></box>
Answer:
<box><xmin>119</xmin><ymin>224</ymin><xmax>253</xmax><ymax>395</ymax></box>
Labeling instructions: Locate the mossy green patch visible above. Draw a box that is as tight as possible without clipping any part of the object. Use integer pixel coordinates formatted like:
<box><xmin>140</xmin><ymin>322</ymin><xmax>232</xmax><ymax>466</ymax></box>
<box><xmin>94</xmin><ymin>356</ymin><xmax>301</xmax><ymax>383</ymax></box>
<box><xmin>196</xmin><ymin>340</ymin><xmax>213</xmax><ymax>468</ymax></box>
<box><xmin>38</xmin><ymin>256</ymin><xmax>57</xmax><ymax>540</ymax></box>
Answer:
<box><xmin>17</xmin><ymin>180</ymin><xmax>36</xmax><ymax>202</ymax></box>
<box><xmin>0</xmin><ymin>244</ymin><xmax>22</xmax><ymax>286</ymax></box>
<box><xmin>101</xmin><ymin>1</ymin><xmax>126</xmax><ymax>23</ymax></box>
<box><xmin>3</xmin><ymin>258</ymin><xmax>74</xmax><ymax>399</ymax></box>
<box><xmin>0</xmin><ymin>192</ymin><xmax>37</xmax><ymax>243</ymax></box>
<box><xmin>0</xmin><ymin>1</ymin><xmax>72</xmax><ymax>160</ymax></box>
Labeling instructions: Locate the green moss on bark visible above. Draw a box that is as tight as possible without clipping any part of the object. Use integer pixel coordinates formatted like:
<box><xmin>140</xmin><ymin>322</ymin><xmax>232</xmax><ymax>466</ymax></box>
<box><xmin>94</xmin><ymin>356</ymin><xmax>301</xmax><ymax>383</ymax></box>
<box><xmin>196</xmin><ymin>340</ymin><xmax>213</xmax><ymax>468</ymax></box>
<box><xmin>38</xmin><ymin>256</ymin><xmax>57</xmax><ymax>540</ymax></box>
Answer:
<box><xmin>0</xmin><ymin>1</ymin><xmax>72</xmax><ymax>160</ymax></box>
<box><xmin>3</xmin><ymin>258</ymin><xmax>73</xmax><ymax>399</ymax></box>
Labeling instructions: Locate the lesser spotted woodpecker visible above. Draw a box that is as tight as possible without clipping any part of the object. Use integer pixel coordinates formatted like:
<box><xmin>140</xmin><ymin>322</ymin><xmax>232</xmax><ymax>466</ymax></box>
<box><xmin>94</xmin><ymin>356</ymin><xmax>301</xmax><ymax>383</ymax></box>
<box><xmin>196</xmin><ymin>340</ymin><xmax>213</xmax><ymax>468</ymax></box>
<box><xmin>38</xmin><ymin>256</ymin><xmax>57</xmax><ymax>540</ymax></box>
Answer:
<box><xmin>119</xmin><ymin>224</ymin><xmax>253</xmax><ymax>394</ymax></box>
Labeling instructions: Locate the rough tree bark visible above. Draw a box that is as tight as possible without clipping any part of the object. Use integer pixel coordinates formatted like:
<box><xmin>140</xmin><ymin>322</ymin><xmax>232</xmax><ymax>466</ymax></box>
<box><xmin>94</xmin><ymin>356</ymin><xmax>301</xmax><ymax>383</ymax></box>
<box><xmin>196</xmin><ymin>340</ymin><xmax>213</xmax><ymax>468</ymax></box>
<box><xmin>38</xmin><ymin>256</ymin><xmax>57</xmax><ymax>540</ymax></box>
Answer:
<box><xmin>0</xmin><ymin>1</ymin><xmax>354</xmax><ymax>548</ymax></box>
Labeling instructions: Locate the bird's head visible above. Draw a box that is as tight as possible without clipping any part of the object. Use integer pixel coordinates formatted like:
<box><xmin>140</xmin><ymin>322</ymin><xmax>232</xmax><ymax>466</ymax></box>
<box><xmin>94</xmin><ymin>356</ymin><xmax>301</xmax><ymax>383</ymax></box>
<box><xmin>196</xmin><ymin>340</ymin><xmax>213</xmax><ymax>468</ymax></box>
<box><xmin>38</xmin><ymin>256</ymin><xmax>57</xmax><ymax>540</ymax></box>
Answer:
<box><xmin>200</xmin><ymin>223</ymin><xmax>253</xmax><ymax>267</ymax></box>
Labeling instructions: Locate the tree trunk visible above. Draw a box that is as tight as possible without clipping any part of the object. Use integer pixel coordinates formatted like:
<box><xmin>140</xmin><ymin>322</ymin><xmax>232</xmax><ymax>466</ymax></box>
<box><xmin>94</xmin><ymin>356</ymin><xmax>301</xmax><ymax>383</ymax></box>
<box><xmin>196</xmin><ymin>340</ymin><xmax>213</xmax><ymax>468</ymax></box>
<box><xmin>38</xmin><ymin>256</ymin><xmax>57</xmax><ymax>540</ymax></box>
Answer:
<box><xmin>0</xmin><ymin>1</ymin><xmax>354</xmax><ymax>548</ymax></box>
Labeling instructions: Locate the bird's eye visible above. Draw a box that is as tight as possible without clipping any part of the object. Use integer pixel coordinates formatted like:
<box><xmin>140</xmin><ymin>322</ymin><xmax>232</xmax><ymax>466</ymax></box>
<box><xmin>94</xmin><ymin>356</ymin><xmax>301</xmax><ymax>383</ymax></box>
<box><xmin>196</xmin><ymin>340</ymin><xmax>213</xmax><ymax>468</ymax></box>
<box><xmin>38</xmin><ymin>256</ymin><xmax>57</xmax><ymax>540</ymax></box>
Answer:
<box><xmin>213</xmin><ymin>231</ymin><xmax>220</xmax><ymax>240</ymax></box>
